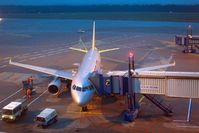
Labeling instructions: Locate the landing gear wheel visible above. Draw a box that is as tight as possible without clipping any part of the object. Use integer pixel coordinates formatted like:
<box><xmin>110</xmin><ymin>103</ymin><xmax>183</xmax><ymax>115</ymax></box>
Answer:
<box><xmin>81</xmin><ymin>106</ymin><xmax>88</xmax><ymax>112</ymax></box>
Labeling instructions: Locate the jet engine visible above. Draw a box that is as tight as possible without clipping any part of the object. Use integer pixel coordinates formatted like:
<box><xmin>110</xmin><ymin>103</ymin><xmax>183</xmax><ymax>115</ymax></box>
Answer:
<box><xmin>48</xmin><ymin>78</ymin><xmax>61</xmax><ymax>95</ymax></box>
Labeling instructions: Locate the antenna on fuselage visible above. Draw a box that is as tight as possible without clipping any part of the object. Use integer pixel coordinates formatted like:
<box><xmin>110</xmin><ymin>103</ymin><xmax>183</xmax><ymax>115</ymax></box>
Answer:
<box><xmin>92</xmin><ymin>21</ymin><xmax>96</xmax><ymax>50</ymax></box>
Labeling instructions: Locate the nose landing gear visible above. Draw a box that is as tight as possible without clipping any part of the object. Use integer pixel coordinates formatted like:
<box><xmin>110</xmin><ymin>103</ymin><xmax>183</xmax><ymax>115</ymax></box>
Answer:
<box><xmin>81</xmin><ymin>106</ymin><xmax>88</xmax><ymax>112</ymax></box>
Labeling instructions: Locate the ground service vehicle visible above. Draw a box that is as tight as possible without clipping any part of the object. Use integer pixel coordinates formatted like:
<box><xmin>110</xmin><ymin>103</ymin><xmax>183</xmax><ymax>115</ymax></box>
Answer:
<box><xmin>1</xmin><ymin>99</ymin><xmax>28</xmax><ymax>122</ymax></box>
<box><xmin>35</xmin><ymin>108</ymin><xmax>57</xmax><ymax>128</ymax></box>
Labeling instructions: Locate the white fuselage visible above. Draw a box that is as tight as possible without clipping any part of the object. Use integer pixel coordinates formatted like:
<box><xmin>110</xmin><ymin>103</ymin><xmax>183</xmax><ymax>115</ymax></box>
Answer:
<box><xmin>71</xmin><ymin>49</ymin><xmax>101</xmax><ymax>106</ymax></box>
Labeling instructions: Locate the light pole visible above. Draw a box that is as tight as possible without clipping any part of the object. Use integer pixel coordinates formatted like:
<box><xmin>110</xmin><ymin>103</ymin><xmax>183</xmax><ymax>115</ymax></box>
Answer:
<box><xmin>128</xmin><ymin>51</ymin><xmax>135</xmax><ymax>110</ymax></box>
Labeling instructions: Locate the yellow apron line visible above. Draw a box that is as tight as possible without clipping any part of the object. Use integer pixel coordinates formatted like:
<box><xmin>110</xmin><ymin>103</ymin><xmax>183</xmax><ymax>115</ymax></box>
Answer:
<box><xmin>66</xmin><ymin>111</ymin><xmax>103</xmax><ymax>115</ymax></box>
<box><xmin>139</xmin><ymin>95</ymin><xmax>145</xmax><ymax>103</ymax></box>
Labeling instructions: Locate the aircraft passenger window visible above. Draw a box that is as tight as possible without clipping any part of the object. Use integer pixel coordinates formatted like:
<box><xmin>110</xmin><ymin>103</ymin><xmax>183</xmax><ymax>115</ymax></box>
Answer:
<box><xmin>82</xmin><ymin>87</ymin><xmax>86</xmax><ymax>92</ymax></box>
<box><xmin>76</xmin><ymin>86</ymin><xmax>81</xmax><ymax>91</ymax></box>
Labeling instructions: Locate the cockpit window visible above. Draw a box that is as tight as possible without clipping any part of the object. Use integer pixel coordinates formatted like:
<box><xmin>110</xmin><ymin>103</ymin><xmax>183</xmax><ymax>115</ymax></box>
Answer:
<box><xmin>72</xmin><ymin>85</ymin><xmax>76</xmax><ymax>90</ymax></box>
<box><xmin>72</xmin><ymin>84</ymin><xmax>94</xmax><ymax>92</ymax></box>
<box><xmin>89</xmin><ymin>85</ymin><xmax>94</xmax><ymax>90</ymax></box>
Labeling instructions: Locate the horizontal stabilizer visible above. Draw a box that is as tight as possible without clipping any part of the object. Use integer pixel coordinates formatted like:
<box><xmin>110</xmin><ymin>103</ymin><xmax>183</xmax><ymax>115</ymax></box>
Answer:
<box><xmin>69</xmin><ymin>47</ymin><xmax>88</xmax><ymax>53</ymax></box>
<box><xmin>99</xmin><ymin>48</ymin><xmax>120</xmax><ymax>53</ymax></box>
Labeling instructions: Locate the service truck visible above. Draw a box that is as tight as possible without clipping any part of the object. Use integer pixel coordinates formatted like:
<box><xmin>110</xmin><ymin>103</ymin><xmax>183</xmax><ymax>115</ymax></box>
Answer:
<box><xmin>1</xmin><ymin>99</ymin><xmax>28</xmax><ymax>122</ymax></box>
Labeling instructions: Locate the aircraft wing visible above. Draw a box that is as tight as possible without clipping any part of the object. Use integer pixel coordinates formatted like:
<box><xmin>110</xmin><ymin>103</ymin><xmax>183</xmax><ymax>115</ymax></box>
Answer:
<box><xmin>106</xmin><ymin>62</ymin><xmax>175</xmax><ymax>76</ymax></box>
<box><xmin>9</xmin><ymin>59</ymin><xmax>74</xmax><ymax>80</ymax></box>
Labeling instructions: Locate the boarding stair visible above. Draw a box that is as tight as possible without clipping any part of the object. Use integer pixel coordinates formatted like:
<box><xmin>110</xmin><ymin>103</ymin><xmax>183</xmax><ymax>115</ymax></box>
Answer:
<box><xmin>143</xmin><ymin>94</ymin><xmax>173</xmax><ymax>116</ymax></box>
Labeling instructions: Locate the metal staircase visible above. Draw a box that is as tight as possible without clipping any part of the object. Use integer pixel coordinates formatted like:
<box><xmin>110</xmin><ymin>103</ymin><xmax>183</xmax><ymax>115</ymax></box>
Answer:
<box><xmin>143</xmin><ymin>94</ymin><xmax>173</xmax><ymax>116</ymax></box>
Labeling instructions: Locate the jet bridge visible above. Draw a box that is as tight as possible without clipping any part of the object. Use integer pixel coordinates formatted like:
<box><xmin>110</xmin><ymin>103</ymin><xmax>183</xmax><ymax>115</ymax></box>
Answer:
<box><xmin>89</xmin><ymin>51</ymin><xmax>199</xmax><ymax>122</ymax></box>
<box><xmin>89</xmin><ymin>72</ymin><xmax>199</xmax><ymax>121</ymax></box>
<box><xmin>89</xmin><ymin>73</ymin><xmax>199</xmax><ymax>98</ymax></box>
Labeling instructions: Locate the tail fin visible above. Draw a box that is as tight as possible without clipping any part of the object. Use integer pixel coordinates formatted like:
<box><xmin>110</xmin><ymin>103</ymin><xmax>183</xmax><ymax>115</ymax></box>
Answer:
<box><xmin>92</xmin><ymin>21</ymin><xmax>120</xmax><ymax>53</ymax></box>
<box><xmin>69</xmin><ymin>21</ymin><xmax>120</xmax><ymax>54</ymax></box>
<box><xmin>92</xmin><ymin>21</ymin><xmax>96</xmax><ymax>50</ymax></box>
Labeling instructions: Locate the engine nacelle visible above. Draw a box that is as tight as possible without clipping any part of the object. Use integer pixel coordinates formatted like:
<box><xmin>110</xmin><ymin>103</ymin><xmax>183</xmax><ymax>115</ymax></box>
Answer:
<box><xmin>48</xmin><ymin>78</ymin><xmax>61</xmax><ymax>95</ymax></box>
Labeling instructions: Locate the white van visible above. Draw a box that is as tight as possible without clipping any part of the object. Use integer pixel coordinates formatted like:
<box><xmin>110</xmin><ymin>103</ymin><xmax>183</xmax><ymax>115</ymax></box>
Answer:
<box><xmin>35</xmin><ymin>108</ymin><xmax>57</xmax><ymax>128</ymax></box>
<box><xmin>1</xmin><ymin>99</ymin><xmax>28</xmax><ymax>122</ymax></box>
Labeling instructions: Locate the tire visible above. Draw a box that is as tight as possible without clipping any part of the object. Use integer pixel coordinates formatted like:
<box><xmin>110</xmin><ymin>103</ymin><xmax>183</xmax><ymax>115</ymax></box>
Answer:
<box><xmin>22</xmin><ymin>108</ymin><xmax>28</xmax><ymax>115</ymax></box>
<box><xmin>41</xmin><ymin>125</ymin><xmax>46</xmax><ymax>129</ymax></box>
<box><xmin>54</xmin><ymin>118</ymin><xmax>57</xmax><ymax>123</ymax></box>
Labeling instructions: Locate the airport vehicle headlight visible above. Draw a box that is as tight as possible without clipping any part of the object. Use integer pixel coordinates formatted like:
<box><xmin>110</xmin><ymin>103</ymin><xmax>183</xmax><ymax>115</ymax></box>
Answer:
<box><xmin>9</xmin><ymin>116</ymin><xmax>15</xmax><ymax>120</ymax></box>
<box><xmin>1</xmin><ymin>115</ymin><xmax>5</xmax><ymax>118</ymax></box>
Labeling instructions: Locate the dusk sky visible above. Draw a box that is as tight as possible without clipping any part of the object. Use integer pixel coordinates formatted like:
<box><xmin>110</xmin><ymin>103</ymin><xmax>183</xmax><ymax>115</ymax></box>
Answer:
<box><xmin>0</xmin><ymin>0</ymin><xmax>199</xmax><ymax>5</ymax></box>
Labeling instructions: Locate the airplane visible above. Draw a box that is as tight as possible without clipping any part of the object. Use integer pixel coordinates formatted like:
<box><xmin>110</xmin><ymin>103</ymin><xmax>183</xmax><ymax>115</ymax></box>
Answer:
<box><xmin>9</xmin><ymin>21</ymin><xmax>179</xmax><ymax>111</ymax></box>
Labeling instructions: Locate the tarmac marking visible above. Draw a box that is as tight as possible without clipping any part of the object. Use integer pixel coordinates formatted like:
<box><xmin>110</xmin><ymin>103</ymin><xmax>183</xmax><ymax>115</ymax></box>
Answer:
<box><xmin>29</xmin><ymin>55</ymin><xmax>47</xmax><ymax>60</ymax></box>
<box><xmin>49</xmin><ymin>48</ymin><xmax>57</xmax><ymax>51</ymax></box>
<box><xmin>173</xmin><ymin>120</ymin><xmax>187</xmax><ymax>122</ymax></box>
<box><xmin>33</xmin><ymin>51</ymin><xmax>39</xmax><ymax>54</ymax></box>
<box><xmin>177</xmin><ymin>125</ymin><xmax>199</xmax><ymax>129</ymax></box>
<box><xmin>18</xmin><ymin>53</ymin><xmax>31</xmax><ymax>58</ymax></box>
<box><xmin>66</xmin><ymin>111</ymin><xmax>103</xmax><ymax>115</ymax></box>
<box><xmin>35</xmin><ymin>54</ymin><xmax>42</xmax><ymax>56</ymax></box>
<box><xmin>2</xmin><ymin>57</ymin><xmax>10</xmax><ymax>60</ymax></box>
<box><xmin>42</xmin><ymin>49</ymin><xmax>49</xmax><ymax>52</ymax></box>
<box><xmin>137</xmin><ymin>49</ymin><xmax>153</xmax><ymax>63</ymax></box>
<box><xmin>139</xmin><ymin>96</ymin><xmax>145</xmax><ymax>103</ymax></box>
<box><xmin>18</xmin><ymin>59</ymin><xmax>27</xmax><ymax>62</ymax></box>
<box><xmin>2</xmin><ymin>60</ymin><xmax>9</xmax><ymax>63</ymax></box>
<box><xmin>53</xmin><ymin>50</ymin><xmax>65</xmax><ymax>53</ymax></box>
<box><xmin>101</xmin><ymin>56</ymin><xmax>127</xmax><ymax>64</ymax></box>
<box><xmin>0</xmin><ymin>65</ymin><xmax>7</xmax><ymax>69</ymax></box>
<box><xmin>46</xmin><ymin>51</ymin><xmax>56</xmax><ymax>54</ymax></box>
<box><xmin>29</xmin><ymin>57</ymin><xmax>39</xmax><ymax>60</ymax></box>
<box><xmin>54</xmin><ymin>51</ymin><xmax>64</xmax><ymax>55</ymax></box>
<box><xmin>0</xmin><ymin>88</ymin><xmax>23</xmax><ymax>104</ymax></box>
<box><xmin>36</xmin><ymin>55</ymin><xmax>46</xmax><ymax>58</ymax></box>
<box><xmin>46</xmin><ymin>54</ymin><xmax>55</xmax><ymax>56</ymax></box>
<box><xmin>21</xmin><ymin>53</ymin><xmax>31</xmax><ymax>57</ymax></box>
<box><xmin>13</xmin><ymin>55</ymin><xmax>21</xmax><ymax>58</ymax></box>
<box><xmin>27</xmin><ymin>89</ymin><xmax>48</xmax><ymax>107</ymax></box>
<box><xmin>17</xmin><ymin>55</ymin><xmax>30</xmax><ymax>59</ymax></box>
<box><xmin>49</xmin><ymin>48</ymin><xmax>67</xmax><ymax>52</ymax></box>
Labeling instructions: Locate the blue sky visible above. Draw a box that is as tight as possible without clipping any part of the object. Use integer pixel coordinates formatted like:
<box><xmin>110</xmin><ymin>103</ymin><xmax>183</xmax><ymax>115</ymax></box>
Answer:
<box><xmin>0</xmin><ymin>0</ymin><xmax>198</xmax><ymax>5</ymax></box>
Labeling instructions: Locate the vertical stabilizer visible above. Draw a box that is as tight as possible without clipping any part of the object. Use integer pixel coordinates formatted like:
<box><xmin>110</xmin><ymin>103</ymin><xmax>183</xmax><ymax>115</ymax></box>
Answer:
<box><xmin>92</xmin><ymin>21</ymin><xmax>96</xmax><ymax>50</ymax></box>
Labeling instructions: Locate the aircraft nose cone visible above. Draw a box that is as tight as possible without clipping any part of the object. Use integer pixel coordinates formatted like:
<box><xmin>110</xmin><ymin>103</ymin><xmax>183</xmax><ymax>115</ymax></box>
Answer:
<box><xmin>75</xmin><ymin>98</ymin><xmax>87</xmax><ymax>107</ymax></box>
<box><xmin>71</xmin><ymin>89</ymin><xmax>94</xmax><ymax>107</ymax></box>
<box><xmin>71</xmin><ymin>90</ymin><xmax>88</xmax><ymax>107</ymax></box>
